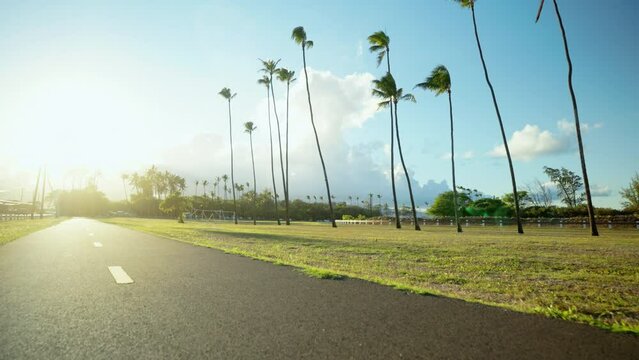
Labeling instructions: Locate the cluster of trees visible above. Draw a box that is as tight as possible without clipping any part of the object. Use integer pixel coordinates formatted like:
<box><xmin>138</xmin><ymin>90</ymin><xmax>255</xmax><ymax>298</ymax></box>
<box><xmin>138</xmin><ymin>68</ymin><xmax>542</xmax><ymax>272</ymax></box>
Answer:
<box><xmin>210</xmin><ymin>1</ymin><xmax>602</xmax><ymax>236</ymax></box>
<box><xmin>429</xmin><ymin>167</ymin><xmax>639</xmax><ymax>219</ymax></box>
<box><xmin>54</xmin><ymin>185</ymin><xmax>110</xmax><ymax>217</ymax></box>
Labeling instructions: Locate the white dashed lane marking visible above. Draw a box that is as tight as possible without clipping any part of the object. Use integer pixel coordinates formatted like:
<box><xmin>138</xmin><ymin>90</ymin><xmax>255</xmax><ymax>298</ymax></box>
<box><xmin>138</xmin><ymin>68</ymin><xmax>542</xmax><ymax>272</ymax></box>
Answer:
<box><xmin>108</xmin><ymin>266</ymin><xmax>134</xmax><ymax>284</ymax></box>
<box><xmin>93</xmin><ymin>242</ymin><xmax>103</xmax><ymax>248</ymax></box>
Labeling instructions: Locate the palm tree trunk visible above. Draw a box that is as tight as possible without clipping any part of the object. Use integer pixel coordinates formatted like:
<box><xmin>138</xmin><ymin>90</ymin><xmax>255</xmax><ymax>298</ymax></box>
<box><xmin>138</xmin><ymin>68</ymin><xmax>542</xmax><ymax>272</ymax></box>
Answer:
<box><xmin>389</xmin><ymin>106</ymin><xmax>401</xmax><ymax>229</ymax></box>
<box><xmin>301</xmin><ymin>44</ymin><xmax>337</xmax><ymax>228</ymax></box>
<box><xmin>552</xmin><ymin>0</ymin><xmax>598</xmax><ymax>236</ymax></box>
<box><xmin>266</xmin><ymin>88</ymin><xmax>281</xmax><ymax>225</ymax></box>
<box><xmin>285</xmin><ymin>82</ymin><xmax>291</xmax><ymax>226</ymax></box>
<box><xmin>270</xmin><ymin>80</ymin><xmax>290</xmax><ymax>226</ymax></box>
<box><xmin>40</xmin><ymin>168</ymin><xmax>47</xmax><ymax>219</ymax></box>
<box><xmin>31</xmin><ymin>168</ymin><xmax>41</xmax><ymax>220</ymax></box>
<box><xmin>228</xmin><ymin>100</ymin><xmax>238</xmax><ymax>224</ymax></box>
<box><xmin>471</xmin><ymin>4</ymin><xmax>523</xmax><ymax>234</ymax></box>
<box><xmin>393</xmin><ymin>102</ymin><xmax>421</xmax><ymax>231</ymax></box>
<box><xmin>249</xmin><ymin>132</ymin><xmax>257</xmax><ymax>225</ymax></box>
<box><xmin>122</xmin><ymin>179</ymin><xmax>128</xmax><ymax>203</ymax></box>
<box><xmin>447</xmin><ymin>91</ymin><xmax>463</xmax><ymax>233</ymax></box>
<box><xmin>385</xmin><ymin>46</ymin><xmax>401</xmax><ymax>229</ymax></box>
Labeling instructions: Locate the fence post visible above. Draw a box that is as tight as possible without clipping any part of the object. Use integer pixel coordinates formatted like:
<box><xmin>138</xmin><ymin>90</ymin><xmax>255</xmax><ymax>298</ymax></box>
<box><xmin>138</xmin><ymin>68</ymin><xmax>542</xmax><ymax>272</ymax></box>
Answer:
<box><xmin>436</xmin><ymin>219</ymin><xmax>439</xmax><ymax>226</ymax></box>
<box><xmin>481</xmin><ymin>219</ymin><xmax>485</xmax><ymax>227</ymax></box>
<box><xmin>608</xmin><ymin>220</ymin><xmax>612</xmax><ymax>229</ymax></box>
<box><xmin>559</xmin><ymin>219</ymin><xmax>563</xmax><ymax>228</ymax></box>
<box><xmin>450</xmin><ymin>219</ymin><xmax>453</xmax><ymax>226</ymax></box>
<box><xmin>582</xmin><ymin>220</ymin><xmax>586</xmax><ymax>229</ymax></box>
<box><xmin>465</xmin><ymin>219</ymin><xmax>469</xmax><ymax>227</ymax></box>
<box><xmin>499</xmin><ymin>219</ymin><xmax>503</xmax><ymax>228</ymax></box>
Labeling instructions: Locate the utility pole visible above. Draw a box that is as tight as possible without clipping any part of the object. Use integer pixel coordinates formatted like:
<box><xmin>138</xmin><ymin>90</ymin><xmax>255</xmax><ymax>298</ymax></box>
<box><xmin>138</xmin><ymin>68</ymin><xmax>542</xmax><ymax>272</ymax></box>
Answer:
<box><xmin>31</xmin><ymin>168</ymin><xmax>42</xmax><ymax>220</ymax></box>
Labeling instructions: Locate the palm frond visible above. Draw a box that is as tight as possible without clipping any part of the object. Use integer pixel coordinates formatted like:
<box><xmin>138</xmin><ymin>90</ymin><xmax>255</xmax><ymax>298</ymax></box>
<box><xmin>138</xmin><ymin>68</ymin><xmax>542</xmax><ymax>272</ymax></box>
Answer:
<box><xmin>399</xmin><ymin>92</ymin><xmax>416</xmax><ymax>103</ymax></box>
<box><xmin>367</xmin><ymin>31</ymin><xmax>390</xmax><ymax>48</ymax></box>
<box><xmin>218</xmin><ymin>87</ymin><xmax>232</xmax><ymax>99</ymax></box>
<box><xmin>377</xmin><ymin>100</ymin><xmax>391</xmax><ymax>109</ymax></box>
<box><xmin>305</xmin><ymin>40</ymin><xmax>314</xmax><ymax>49</ymax></box>
<box><xmin>371</xmin><ymin>72</ymin><xmax>398</xmax><ymax>100</ymax></box>
<box><xmin>452</xmin><ymin>0</ymin><xmax>474</xmax><ymax>9</ymax></box>
<box><xmin>277</xmin><ymin>68</ymin><xmax>297</xmax><ymax>83</ymax></box>
<box><xmin>415</xmin><ymin>65</ymin><xmax>450</xmax><ymax>96</ymax></box>
<box><xmin>257</xmin><ymin>75</ymin><xmax>270</xmax><ymax>88</ymax></box>
<box><xmin>291</xmin><ymin>26</ymin><xmax>306</xmax><ymax>44</ymax></box>
<box><xmin>244</xmin><ymin>121</ymin><xmax>256</xmax><ymax>133</ymax></box>
<box><xmin>376</xmin><ymin>51</ymin><xmax>386</xmax><ymax>67</ymax></box>
<box><xmin>535</xmin><ymin>0</ymin><xmax>545</xmax><ymax>23</ymax></box>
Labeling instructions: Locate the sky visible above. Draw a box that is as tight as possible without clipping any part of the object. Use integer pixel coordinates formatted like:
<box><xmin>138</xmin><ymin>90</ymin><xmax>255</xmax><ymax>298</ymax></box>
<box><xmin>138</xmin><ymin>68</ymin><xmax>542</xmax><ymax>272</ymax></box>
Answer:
<box><xmin>0</xmin><ymin>0</ymin><xmax>637</xmax><ymax>209</ymax></box>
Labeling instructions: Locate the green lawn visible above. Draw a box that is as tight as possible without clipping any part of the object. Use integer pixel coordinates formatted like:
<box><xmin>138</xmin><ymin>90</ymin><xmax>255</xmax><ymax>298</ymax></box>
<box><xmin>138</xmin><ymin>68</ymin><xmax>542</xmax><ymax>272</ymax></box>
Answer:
<box><xmin>0</xmin><ymin>217</ymin><xmax>66</xmax><ymax>246</ymax></box>
<box><xmin>102</xmin><ymin>217</ymin><xmax>639</xmax><ymax>333</ymax></box>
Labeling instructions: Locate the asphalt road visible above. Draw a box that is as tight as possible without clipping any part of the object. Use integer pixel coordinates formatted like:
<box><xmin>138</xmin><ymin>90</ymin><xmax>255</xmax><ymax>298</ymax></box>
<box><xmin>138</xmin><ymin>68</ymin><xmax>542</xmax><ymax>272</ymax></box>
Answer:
<box><xmin>1</xmin><ymin>218</ymin><xmax>637</xmax><ymax>359</ymax></box>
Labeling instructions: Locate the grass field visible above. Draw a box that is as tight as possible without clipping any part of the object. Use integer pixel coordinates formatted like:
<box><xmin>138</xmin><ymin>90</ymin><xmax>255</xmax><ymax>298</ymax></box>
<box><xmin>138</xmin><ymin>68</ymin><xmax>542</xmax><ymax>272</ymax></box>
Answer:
<box><xmin>0</xmin><ymin>218</ymin><xmax>66</xmax><ymax>246</ymax></box>
<box><xmin>102</xmin><ymin>217</ymin><xmax>639</xmax><ymax>333</ymax></box>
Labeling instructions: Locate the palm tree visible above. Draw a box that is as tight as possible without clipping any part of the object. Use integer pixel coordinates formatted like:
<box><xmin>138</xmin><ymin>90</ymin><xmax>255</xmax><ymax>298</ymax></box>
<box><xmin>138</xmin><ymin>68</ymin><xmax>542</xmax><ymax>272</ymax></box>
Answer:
<box><xmin>219</xmin><ymin>86</ymin><xmax>239</xmax><ymax>224</ymax></box>
<box><xmin>372</xmin><ymin>73</ymin><xmax>421</xmax><ymax>230</ymax></box>
<box><xmin>368</xmin><ymin>30</ymin><xmax>402</xmax><ymax>229</ymax></box>
<box><xmin>416</xmin><ymin>65</ymin><xmax>462</xmax><ymax>233</ymax></box>
<box><xmin>535</xmin><ymin>0</ymin><xmax>598</xmax><ymax>236</ymax></box>
<box><xmin>213</xmin><ymin>177</ymin><xmax>220</xmax><ymax>198</ymax></box>
<box><xmin>291</xmin><ymin>26</ymin><xmax>337</xmax><ymax>228</ymax></box>
<box><xmin>195</xmin><ymin>180</ymin><xmax>199</xmax><ymax>196</ymax></box>
<box><xmin>258</xmin><ymin>75</ymin><xmax>281</xmax><ymax>225</ymax></box>
<box><xmin>260</xmin><ymin>59</ymin><xmax>290</xmax><ymax>225</ymax></box>
<box><xmin>221</xmin><ymin>175</ymin><xmax>229</xmax><ymax>200</ymax></box>
<box><xmin>243</xmin><ymin>116</ymin><xmax>257</xmax><ymax>222</ymax></box>
<box><xmin>277</xmin><ymin>68</ymin><xmax>297</xmax><ymax>225</ymax></box>
<box><xmin>202</xmin><ymin>180</ymin><xmax>209</xmax><ymax>197</ymax></box>
<box><xmin>121</xmin><ymin>174</ymin><xmax>129</xmax><ymax>202</ymax></box>
<box><xmin>453</xmin><ymin>0</ymin><xmax>523</xmax><ymax>234</ymax></box>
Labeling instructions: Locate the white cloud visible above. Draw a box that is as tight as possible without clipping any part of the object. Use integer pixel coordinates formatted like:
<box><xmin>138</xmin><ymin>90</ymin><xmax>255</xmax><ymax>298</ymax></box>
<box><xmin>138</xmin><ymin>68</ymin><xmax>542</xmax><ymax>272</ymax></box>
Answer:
<box><xmin>557</xmin><ymin>119</ymin><xmax>603</xmax><ymax>134</ymax></box>
<box><xmin>490</xmin><ymin>124</ymin><xmax>568</xmax><ymax>161</ymax></box>
<box><xmin>591</xmin><ymin>184</ymin><xmax>611</xmax><ymax>197</ymax></box>
<box><xmin>462</xmin><ymin>151</ymin><xmax>475</xmax><ymax>159</ymax></box>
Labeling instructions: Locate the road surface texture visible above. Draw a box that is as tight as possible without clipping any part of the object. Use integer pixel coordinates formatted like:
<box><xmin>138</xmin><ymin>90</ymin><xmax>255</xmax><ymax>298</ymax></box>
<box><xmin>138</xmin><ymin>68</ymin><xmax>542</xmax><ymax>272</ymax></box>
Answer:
<box><xmin>1</xmin><ymin>218</ymin><xmax>637</xmax><ymax>359</ymax></box>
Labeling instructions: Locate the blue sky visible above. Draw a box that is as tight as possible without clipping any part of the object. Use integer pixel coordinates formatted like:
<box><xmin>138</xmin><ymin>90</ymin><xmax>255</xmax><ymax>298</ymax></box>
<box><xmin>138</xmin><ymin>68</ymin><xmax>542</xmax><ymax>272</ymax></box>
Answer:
<box><xmin>0</xmin><ymin>0</ymin><xmax>637</xmax><ymax>208</ymax></box>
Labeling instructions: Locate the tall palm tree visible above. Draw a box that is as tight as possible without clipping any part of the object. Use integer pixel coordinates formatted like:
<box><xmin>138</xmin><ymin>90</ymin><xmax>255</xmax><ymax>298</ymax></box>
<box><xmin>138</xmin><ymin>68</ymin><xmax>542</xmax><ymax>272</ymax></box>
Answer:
<box><xmin>372</xmin><ymin>73</ymin><xmax>421</xmax><ymax>231</ymax></box>
<box><xmin>291</xmin><ymin>26</ymin><xmax>337</xmax><ymax>228</ymax></box>
<box><xmin>260</xmin><ymin>59</ymin><xmax>290</xmax><ymax>225</ymax></box>
<box><xmin>221</xmin><ymin>175</ymin><xmax>229</xmax><ymax>200</ymax></box>
<box><xmin>277</xmin><ymin>68</ymin><xmax>297</xmax><ymax>225</ymax></box>
<box><xmin>368</xmin><ymin>30</ymin><xmax>402</xmax><ymax>229</ymax></box>
<box><xmin>121</xmin><ymin>174</ymin><xmax>129</xmax><ymax>203</ymax></box>
<box><xmin>535</xmin><ymin>0</ymin><xmax>598</xmax><ymax>236</ymax></box>
<box><xmin>195</xmin><ymin>180</ymin><xmax>199</xmax><ymax>196</ymax></box>
<box><xmin>218</xmin><ymin>87</ymin><xmax>238</xmax><ymax>224</ymax></box>
<box><xmin>258</xmin><ymin>75</ymin><xmax>281</xmax><ymax>225</ymax></box>
<box><xmin>202</xmin><ymin>180</ymin><xmax>209</xmax><ymax>197</ymax></box>
<box><xmin>453</xmin><ymin>0</ymin><xmax>523</xmax><ymax>234</ymax></box>
<box><xmin>416</xmin><ymin>65</ymin><xmax>462</xmax><ymax>233</ymax></box>
<box><xmin>213</xmin><ymin>177</ymin><xmax>220</xmax><ymax>198</ymax></box>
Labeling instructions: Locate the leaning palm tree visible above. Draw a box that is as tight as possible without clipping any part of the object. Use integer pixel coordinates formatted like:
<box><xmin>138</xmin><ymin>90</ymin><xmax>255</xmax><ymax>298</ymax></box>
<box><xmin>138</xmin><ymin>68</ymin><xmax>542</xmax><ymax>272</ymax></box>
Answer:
<box><xmin>368</xmin><ymin>30</ymin><xmax>401</xmax><ymax>229</ymax></box>
<box><xmin>260</xmin><ymin>59</ymin><xmax>290</xmax><ymax>225</ymax></box>
<box><xmin>372</xmin><ymin>73</ymin><xmax>420</xmax><ymax>230</ymax></box>
<box><xmin>453</xmin><ymin>0</ymin><xmax>523</xmax><ymax>234</ymax></box>
<box><xmin>535</xmin><ymin>0</ymin><xmax>598</xmax><ymax>236</ymax></box>
<box><xmin>218</xmin><ymin>87</ymin><xmax>238</xmax><ymax>224</ymax></box>
<box><xmin>291</xmin><ymin>26</ymin><xmax>336</xmax><ymax>228</ymax></box>
<box><xmin>416</xmin><ymin>65</ymin><xmax>462</xmax><ymax>233</ymax></box>
<box><xmin>244</xmin><ymin>121</ymin><xmax>257</xmax><ymax>225</ymax></box>
<box><xmin>258</xmin><ymin>75</ymin><xmax>281</xmax><ymax>225</ymax></box>
<box><xmin>277</xmin><ymin>68</ymin><xmax>297</xmax><ymax>226</ymax></box>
